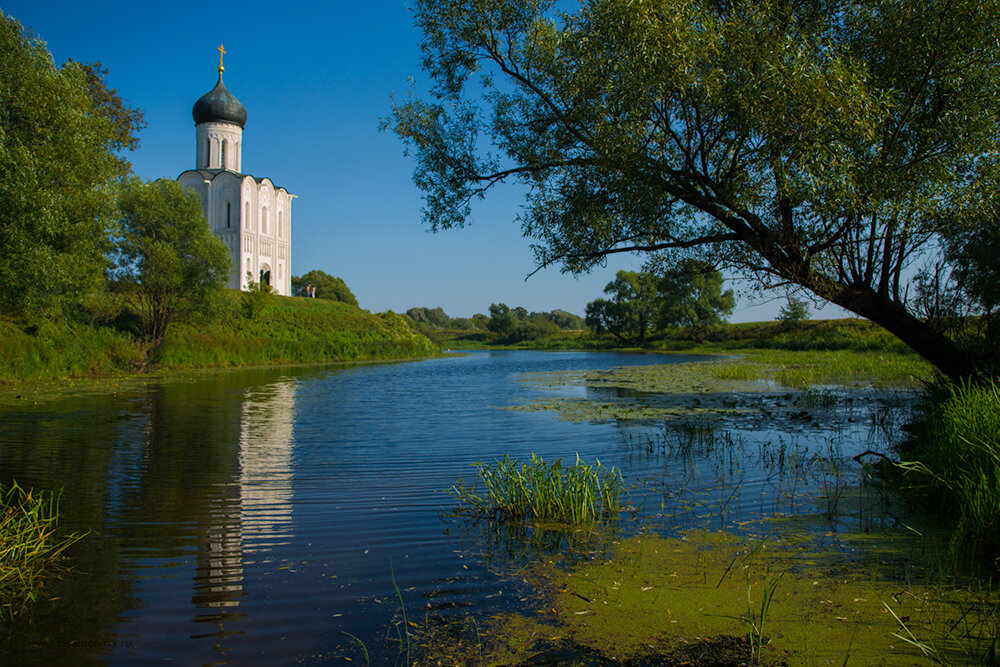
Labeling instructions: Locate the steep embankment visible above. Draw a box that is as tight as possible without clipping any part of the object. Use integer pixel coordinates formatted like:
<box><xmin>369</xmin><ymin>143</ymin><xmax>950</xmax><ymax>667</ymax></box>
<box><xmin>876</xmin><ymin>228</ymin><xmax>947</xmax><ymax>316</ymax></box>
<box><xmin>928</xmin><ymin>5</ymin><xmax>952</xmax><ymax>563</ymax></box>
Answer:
<box><xmin>0</xmin><ymin>292</ymin><xmax>438</xmax><ymax>383</ymax></box>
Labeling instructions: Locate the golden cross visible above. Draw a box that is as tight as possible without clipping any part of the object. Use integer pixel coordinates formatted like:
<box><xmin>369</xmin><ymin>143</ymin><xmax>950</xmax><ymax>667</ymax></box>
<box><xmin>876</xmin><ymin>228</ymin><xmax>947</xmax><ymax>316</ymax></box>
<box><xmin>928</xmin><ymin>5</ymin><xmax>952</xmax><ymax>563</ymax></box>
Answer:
<box><xmin>217</xmin><ymin>44</ymin><xmax>226</xmax><ymax>72</ymax></box>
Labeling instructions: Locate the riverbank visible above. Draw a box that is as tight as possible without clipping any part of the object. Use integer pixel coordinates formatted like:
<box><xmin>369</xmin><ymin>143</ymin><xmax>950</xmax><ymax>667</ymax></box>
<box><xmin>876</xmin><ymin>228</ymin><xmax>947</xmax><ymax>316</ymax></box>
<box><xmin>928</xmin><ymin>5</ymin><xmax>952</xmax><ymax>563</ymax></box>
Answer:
<box><xmin>0</xmin><ymin>291</ymin><xmax>438</xmax><ymax>384</ymax></box>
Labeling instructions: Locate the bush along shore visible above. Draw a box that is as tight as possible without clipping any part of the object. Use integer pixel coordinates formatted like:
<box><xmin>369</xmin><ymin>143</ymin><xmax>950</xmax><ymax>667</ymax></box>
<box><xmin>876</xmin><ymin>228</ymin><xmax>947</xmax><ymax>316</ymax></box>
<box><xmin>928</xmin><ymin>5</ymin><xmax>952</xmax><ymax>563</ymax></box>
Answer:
<box><xmin>0</xmin><ymin>290</ymin><xmax>438</xmax><ymax>384</ymax></box>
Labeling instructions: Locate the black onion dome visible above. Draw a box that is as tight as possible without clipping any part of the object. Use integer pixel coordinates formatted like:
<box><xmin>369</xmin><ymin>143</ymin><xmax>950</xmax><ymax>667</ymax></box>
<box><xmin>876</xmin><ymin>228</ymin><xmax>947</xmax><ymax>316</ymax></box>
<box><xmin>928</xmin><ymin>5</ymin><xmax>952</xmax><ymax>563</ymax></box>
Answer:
<box><xmin>192</xmin><ymin>72</ymin><xmax>247</xmax><ymax>127</ymax></box>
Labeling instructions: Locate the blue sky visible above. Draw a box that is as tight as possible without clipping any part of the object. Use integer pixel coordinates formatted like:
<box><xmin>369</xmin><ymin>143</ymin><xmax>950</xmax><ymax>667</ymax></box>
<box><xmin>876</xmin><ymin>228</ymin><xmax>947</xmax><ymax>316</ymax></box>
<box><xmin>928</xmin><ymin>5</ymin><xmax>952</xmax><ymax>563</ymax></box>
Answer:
<box><xmin>5</xmin><ymin>1</ymin><xmax>826</xmax><ymax>321</ymax></box>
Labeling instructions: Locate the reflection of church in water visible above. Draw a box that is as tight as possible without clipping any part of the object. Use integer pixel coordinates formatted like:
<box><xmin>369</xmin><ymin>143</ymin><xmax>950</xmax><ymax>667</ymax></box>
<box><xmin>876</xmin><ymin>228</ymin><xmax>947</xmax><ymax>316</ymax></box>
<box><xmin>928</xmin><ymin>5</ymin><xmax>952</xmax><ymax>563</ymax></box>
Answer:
<box><xmin>193</xmin><ymin>380</ymin><xmax>296</xmax><ymax>611</ymax></box>
<box><xmin>178</xmin><ymin>46</ymin><xmax>294</xmax><ymax>296</ymax></box>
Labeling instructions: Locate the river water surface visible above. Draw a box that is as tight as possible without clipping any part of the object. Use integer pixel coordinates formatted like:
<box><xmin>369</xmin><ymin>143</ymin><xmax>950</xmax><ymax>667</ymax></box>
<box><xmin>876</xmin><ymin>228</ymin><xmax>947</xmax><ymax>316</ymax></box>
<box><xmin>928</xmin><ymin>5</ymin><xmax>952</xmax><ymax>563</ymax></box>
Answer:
<box><xmin>0</xmin><ymin>351</ymin><xmax>909</xmax><ymax>664</ymax></box>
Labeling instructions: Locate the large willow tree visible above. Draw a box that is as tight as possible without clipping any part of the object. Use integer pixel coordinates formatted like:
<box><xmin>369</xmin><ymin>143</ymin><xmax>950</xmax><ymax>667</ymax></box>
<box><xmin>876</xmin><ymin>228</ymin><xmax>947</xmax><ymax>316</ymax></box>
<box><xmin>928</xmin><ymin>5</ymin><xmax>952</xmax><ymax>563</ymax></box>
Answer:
<box><xmin>388</xmin><ymin>0</ymin><xmax>1000</xmax><ymax>380</ymax></box>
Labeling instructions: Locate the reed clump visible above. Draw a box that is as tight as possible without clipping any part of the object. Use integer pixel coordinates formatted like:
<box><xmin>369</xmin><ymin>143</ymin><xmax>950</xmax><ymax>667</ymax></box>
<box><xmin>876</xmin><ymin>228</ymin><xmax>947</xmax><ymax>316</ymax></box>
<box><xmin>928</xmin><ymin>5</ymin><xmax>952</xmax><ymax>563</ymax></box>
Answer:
<box><xmin>900</xmin><ymin>379</ymin><xmax>1000</xmax><ymax>559</ymax></box>
<box><xmin>452</xmin><ymin>454</ymin><xmax>623</xmax><ymax>524</ymax></box>
<box><xmin>0</xmin><ymin>480</ymin><xmax>85</xmax><ymax>618</ymax></box>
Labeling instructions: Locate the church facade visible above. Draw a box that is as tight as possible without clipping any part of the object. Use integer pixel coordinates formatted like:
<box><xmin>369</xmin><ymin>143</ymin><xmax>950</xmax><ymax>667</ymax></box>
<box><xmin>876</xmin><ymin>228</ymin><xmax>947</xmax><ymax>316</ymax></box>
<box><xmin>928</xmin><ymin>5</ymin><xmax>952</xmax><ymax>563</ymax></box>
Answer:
<box><xmin>178</xmin><ymin>55</ymin><xmax>293</xmax><ymax>296</ymax></box>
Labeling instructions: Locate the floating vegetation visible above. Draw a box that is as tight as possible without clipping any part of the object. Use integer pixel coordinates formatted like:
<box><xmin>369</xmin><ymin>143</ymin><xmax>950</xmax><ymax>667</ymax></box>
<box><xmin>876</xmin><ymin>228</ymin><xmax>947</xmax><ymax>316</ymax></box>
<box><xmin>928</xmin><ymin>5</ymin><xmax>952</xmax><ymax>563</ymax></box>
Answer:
<box><xmin>0</xmin><ymin>481</ymin><xmax>85</xmax><ymax>619</ymax></box>
<box><xmin>412</xmin><ymin>529</ymin><xmax>1000</xmax><ymax>666</ymax></box>
<box><xmin>451</xmin><ymin>454</ymin><xmax>623</xmax><ymax>524</ymax></box>
<box><xmin>510</xmin><ymin>361</ymin><xmax>921</xmax><ymax>442</ymax></box>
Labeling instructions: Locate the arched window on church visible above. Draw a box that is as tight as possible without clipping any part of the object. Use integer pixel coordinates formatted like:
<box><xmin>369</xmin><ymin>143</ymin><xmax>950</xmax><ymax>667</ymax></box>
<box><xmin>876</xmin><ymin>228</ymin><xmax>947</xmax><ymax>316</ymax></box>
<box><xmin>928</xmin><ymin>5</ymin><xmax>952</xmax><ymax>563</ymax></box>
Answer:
<box><xmin>262</xmin><ymin>208</ymin><xmax>269</xmax><ymax>235</ymax></box>
<box><xmin>245</xmin><ymin>202</ymin><xmax>250</xmax><ymax>230</ymax></box>
<box><xmin>221</xmin><ymin>140</ymin><xmax>228</xmax><ymax>169</ymax></box>
<box><xmin>226</xmin><ymin>201</ymin><xmax>231</xmax><ymax>228</ymax></box>
<box><xmin>205</xmin><ymin>138</ymin><xmax>211</xmax><ymax>168</ymax></box>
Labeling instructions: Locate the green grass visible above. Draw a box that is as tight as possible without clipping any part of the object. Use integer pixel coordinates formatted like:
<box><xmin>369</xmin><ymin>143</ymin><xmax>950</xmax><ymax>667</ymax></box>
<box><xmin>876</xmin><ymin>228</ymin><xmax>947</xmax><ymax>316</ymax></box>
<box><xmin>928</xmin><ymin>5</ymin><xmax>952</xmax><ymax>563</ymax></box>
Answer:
<box><xmin>155</xmin><ymin>292</ymin><xmax>438</xmax><ymax>368</ymax></box>
<box><xmin>452</xmin><ymin>453</ymin><xmax>623</xmax><ymax>524</ymax></box>
<box><xmin>0</xmin><ymin>291</ymin><xmax>438</xmax><ymax>383</ymax></box>
<box><xmin>900</xmin><ymin>380</ymin><xmax>1000</xmax><ymax>561</ymax></box>
<box><xmin>0</xmin><ymin>481</ymin><xmax>85</xmax><ymax>619</ymax></box>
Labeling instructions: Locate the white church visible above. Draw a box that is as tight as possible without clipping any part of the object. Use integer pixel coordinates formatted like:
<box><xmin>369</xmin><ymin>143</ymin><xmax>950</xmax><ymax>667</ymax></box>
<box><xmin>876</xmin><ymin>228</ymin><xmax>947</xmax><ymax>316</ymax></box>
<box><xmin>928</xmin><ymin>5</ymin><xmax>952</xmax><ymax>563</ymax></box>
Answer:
<box><xmin>178</xmin><ymin>50</ymin><xmax>293</xmax><ymax>296</ymax></box>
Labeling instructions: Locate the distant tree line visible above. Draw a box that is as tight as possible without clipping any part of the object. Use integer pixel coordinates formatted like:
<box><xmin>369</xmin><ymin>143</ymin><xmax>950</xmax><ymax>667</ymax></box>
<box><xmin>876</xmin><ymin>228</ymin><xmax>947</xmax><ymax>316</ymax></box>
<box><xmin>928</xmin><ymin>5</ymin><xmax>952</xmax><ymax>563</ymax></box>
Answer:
<box><xmin>403</xmin><ymin>305</ymin><xmax>585</xmax><ymax>342</ymax></box>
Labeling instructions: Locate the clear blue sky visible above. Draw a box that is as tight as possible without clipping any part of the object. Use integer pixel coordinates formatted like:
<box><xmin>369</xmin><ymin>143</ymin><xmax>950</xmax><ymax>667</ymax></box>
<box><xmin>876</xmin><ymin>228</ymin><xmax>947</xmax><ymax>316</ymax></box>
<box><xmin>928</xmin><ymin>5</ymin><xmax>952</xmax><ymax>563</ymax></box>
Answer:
<box><xmin>5</xmin><ymin>1</ymin><xmax>833</xmax><ymax>321</ymax></box>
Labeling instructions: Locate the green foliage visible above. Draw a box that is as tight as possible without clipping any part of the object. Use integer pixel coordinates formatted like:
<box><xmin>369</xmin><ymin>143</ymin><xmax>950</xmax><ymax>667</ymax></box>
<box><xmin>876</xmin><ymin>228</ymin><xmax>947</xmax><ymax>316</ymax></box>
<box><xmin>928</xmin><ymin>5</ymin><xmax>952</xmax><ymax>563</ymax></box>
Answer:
<box><xmin>586</xmin><ymin>264</ymin><xmax>732</xmax><ymax>344</ymax></box>
<box><xmin>452</xmin><ymin>454</ymin><xmax>622</xmax><ymax>524</ymax></box>
<box><xmin>406</xmin><ymin>306</ymin><xmax>452</xmax><ymax>328</ymax></box>
<box><xmin>389</xmin><ymin>0</ymin><xmax>1000</xmax><ymax>380</ymax></box>
<box><xmin>539</xmin><ymin>309</ymin><xmax>585</xmax><ymax>330</ymax></box>
<box><xmin>901</xmin><ymin>381</ymin><xmax>1000</xmax><ymax>560</ymax></box>
<box><xmin>1</xmin><ymin>481</ymin><xmax>86</xmax><ymax>619</ymax></box>
<box><xmin>291</xmin><ymin>270</ymin><xmax>358</xmax><ymax>306</ymax></box>
<box><xmin>777</xmin><ymin>296</ymin><xmax>811</xmax><ymax>330</ymax></box>
<box><xmin>487</xmin><ymin>303</ymin><xmax>519</xmax><ymax>337</ymax></box>
<box><xmin>585</xmin><ymin>270</ymin><xmax>659</xmax><ymax>345</ymax></box>
<box><xmin>111</xmin><ymin>178</ymin><xmax>230</xmax><ymax>354</ymax></box>
<box><xmin>0</xmin><ymin>14</ymin><xmax>142</xmax><ymax>315</ymax></box>
<box><xmin>241</xmin><ymin>270</ymin><xmax>273</xmax><ymax>320</ymax></box>
<box><xmin>657</xmin><ymin>259</ymin><xmax>734</xmax><ymax>341</ymax></box>
<box><xmin>487</xmin><ymin>303</ymin><xmax>562</xmax><ymax>343</ymax></box>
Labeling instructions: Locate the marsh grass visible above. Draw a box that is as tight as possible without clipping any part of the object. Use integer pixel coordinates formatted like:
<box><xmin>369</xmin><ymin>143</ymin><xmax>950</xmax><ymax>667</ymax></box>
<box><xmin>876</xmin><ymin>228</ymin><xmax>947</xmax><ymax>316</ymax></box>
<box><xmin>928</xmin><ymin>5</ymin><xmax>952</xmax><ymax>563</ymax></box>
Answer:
<box><xmin>452</xmin><ymin>454</ymin><xmax>623</xmax><ymax>524</ymax></box>
<box><xmin>900</xmin><ymin>380</ymin><xmax>1000</xmax><ymax>559</ymax></box>
<box><xmin>732</xmin><ymin>568</ymin><xmax>785</xmax><ymax>665</ymax></box>
<box><xmin>0</xmin><ymin>480</ymin><xmax>85</xmax><ymax>619</ymax></box>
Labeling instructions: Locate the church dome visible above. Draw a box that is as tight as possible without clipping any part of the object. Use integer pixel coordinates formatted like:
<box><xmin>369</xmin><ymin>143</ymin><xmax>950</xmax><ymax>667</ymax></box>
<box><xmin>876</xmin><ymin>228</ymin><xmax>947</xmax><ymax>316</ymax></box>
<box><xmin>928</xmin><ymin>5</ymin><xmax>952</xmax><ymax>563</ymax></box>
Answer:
<box><xmin>192</xmin><ymin>72</ymin><xmax>247</xmax><ymax>128</ymax></box>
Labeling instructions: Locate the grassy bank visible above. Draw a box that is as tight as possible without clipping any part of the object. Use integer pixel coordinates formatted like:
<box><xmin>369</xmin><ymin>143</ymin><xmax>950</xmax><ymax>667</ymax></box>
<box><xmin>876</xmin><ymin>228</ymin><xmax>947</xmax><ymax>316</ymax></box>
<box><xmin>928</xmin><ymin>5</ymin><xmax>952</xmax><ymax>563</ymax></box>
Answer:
<box><xmin>0</xmin><ymin>291</ymin><xmax>438</xmax><ymax>383</ymax></box>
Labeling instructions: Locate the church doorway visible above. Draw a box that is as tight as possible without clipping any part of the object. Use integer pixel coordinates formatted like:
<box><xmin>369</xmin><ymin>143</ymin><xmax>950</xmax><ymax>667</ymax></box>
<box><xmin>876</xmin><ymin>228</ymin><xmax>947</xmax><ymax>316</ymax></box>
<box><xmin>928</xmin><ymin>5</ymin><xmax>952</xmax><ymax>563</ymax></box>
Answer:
<box><xmin>259</xmin><ymin>265</ymin><xmax>271</xmax><ymax>287</ymax></box>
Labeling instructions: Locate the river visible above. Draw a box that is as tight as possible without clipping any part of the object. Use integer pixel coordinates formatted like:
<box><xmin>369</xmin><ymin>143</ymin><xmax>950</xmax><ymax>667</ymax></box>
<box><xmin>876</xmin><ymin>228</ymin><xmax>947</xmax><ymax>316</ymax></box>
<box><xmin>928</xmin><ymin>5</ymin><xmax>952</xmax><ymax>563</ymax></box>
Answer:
<box><xmin>0</xmin><ymin>351</ymin><xmax>910</xmax><ymax>664</ymax></box>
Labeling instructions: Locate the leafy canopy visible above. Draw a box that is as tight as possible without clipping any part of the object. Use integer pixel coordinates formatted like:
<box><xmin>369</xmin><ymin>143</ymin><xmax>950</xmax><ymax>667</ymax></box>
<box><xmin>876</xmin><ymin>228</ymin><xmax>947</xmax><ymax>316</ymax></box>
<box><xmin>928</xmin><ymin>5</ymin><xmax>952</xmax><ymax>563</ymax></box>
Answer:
<box><xmin>658</xmin><ymin>259</ymin><xmax>735</xmax><ymax>341</ymax></box>
<box><xmin>390</xmin><ymin>0</ymin><xmax>1000</xmax><ymax>379</ymax></box>
<box><xmin>111</xmin><ymin>178</ymin><xmax>230</xmax><ymax>351</ymax></box>
<box><xmin>0</xmin><ymin>13</ymin><xmax>142</xmax><ymax>314</ymax></box>
<box><xmin>586</xmin><ymin>270</ymin><xmax>660</xmax><ymax>346</ymax></box>
<box><xmin>586</xmin><ymin>263</ymin><xmax>733</xmax><ymax>344</ymax></box>
<box><xmin>291</xmin><ymin>270</ymin><xmax>358</xmax><ymax>306</ymax></box>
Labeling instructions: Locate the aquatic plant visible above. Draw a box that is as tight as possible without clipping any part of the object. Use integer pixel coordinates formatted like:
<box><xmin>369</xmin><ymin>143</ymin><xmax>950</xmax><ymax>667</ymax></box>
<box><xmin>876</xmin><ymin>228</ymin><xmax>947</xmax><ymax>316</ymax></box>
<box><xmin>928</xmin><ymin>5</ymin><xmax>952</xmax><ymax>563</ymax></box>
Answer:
<box><xmin>746</xmin><ymin>569</ymin><xmax>784</xmax><ymax>664</ymax></box>
<box><xmin>899</xmin><ymin>379</ymin><xmax>1000</xmax><ymax>560</ymax></box>
<box><xmin>452</xmin><ymin>454</ymin><xmax>623</xmax><ymax>524</ymax></box>
<box><xmin>0</xmin><ymin>480</ymin><xmax>85</xmax><ymax>619</ymax></box>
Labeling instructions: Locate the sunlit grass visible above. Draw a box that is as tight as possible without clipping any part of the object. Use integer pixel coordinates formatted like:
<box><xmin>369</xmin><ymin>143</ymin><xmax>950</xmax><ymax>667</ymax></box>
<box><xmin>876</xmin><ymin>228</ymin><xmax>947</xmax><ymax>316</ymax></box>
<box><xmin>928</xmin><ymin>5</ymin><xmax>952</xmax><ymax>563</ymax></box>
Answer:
<box><xmin>452</xmin><ymin>454</ymin><xmax>623</xmax><ymax>524</ymax></box>
<box><xmin>0</xmin><ymin>480</ymin><xmax>85</xmax><ymax>619</ymax></box>
<box><xmin>705</xmin><ymin>349</ymin><xmax>931</xmax><ymax>388</ymax></box>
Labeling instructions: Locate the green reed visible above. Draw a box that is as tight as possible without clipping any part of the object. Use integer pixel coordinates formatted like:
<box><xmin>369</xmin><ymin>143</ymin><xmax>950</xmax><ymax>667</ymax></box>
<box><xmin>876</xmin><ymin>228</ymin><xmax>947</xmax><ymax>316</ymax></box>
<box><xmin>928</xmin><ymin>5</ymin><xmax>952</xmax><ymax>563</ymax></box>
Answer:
<box><xmin>0</xmin><ymin>480</ymin><xmax>85</xmax><ymax>619</ymax></box>
<box><xmin>900</xmin><ymin>379</ymin><xmax>1000</xmax><ymax>560</ymax></box>
<box><xmin>452</xmin><ymin>453</ymin><xmax>623</xmax><ymax>524</ymax></box>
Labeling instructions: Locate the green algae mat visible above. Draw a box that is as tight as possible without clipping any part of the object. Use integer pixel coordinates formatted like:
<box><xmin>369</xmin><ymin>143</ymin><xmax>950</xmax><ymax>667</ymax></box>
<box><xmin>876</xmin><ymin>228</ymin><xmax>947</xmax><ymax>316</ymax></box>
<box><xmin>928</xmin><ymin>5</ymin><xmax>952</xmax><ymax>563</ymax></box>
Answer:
<box><xmin>414</xmin><ymin>528</ymin><xmax>999</xmax><ymax>665</ymax></box>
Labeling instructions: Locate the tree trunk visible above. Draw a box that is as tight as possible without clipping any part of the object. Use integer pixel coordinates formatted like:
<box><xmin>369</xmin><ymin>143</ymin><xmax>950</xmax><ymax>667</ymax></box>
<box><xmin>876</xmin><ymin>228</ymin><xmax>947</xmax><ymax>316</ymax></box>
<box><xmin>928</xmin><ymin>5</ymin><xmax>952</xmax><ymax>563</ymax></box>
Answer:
<box><xmin>828</xmin><ymin>287</ymin><xmax>977</xmax><ymax>382</ymax></box>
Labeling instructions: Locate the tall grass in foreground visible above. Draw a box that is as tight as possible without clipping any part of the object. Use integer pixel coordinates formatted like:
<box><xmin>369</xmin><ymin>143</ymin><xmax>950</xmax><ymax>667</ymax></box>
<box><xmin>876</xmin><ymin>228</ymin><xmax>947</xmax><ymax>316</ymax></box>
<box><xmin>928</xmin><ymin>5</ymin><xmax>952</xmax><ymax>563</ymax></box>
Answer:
<box><xmin>0</xmin><ymin>481</ymin><xmax>85</xmax><ymax>619</ymax></box>
<box><xmin>452</xmin><ymin>454</ymin><xmax>623</xmax><ymax>524</ymax></box>
<box><xmin>900</xmin><ymin>380</ymin><xmax>1000</xmax><ymax>560</ymax></box>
